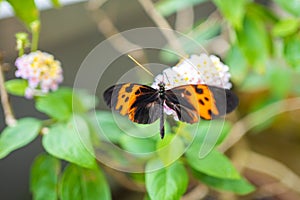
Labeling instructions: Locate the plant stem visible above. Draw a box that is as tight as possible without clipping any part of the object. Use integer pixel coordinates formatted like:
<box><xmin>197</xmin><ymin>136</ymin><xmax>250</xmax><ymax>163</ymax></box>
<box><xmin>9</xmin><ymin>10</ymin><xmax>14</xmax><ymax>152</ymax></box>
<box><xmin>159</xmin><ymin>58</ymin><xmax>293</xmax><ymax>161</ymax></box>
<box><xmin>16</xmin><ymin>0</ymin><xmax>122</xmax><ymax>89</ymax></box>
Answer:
<box><xmin>138</xmin><ymin>0</ymin><xmax>185</xmax><ymax>56</ymax></box>
<box><xmin>30</xmin><ymin>21</ymin><xmax>40</xmax><ymax>52</ymax></box>
<box><xmin>0</xmin><ymin>60</ymin><xmax>16</xmax><ymax>126</ymax></box>
<box><xmin>18</xmin><ymin>48</ymin><xmax>24</xmax><ymax>57</ymax></box>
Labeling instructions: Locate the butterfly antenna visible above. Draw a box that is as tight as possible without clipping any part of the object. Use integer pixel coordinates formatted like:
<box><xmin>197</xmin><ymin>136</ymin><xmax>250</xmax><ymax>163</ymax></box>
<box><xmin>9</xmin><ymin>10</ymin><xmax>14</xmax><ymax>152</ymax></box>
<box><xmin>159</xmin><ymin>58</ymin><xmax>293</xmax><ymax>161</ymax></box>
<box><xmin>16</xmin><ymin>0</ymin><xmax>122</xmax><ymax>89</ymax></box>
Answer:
<box><xmin>127</xmin><ymin>54</ymin><xmax>154</xmax><ymax>77</ymax></box>
<box><xmin>163</xmin><ymin>71</ymin><xmax>171</xmax><ymax>85</ymax></box>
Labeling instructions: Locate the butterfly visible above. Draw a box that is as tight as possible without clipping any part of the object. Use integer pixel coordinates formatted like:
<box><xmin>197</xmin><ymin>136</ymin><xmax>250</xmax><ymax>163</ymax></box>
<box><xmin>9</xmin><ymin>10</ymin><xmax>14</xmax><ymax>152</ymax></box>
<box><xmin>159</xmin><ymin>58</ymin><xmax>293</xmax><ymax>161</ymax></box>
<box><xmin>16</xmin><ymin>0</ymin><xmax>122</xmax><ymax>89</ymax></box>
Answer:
<box><xmin>103</xmin><ymin>82</ymin><xmax>238</xmax><ymax>139</ymax></box>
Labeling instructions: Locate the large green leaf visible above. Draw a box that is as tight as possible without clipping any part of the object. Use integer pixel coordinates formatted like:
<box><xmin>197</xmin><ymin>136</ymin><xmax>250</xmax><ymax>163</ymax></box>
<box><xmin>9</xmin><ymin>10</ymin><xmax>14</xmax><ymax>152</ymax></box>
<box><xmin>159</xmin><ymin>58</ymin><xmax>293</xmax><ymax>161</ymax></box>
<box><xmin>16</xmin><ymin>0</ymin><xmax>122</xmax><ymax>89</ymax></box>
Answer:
<box><xmin>6</xmin><ymin>0</ymin><xmax>39</xmax><ymax>27</ymax></box>
<box><xmin>60</xmin><ymin>164</ymin><xmax>111</xmax><ymax>200</ymax></box>
<box><xmin>30</xmin><ymin>154</ymin><xmax>60</xmax><ymax>200</ymax></box>
<box><xmin>186</xmin><ymin>149</ymin><xmax>240</xmax><ymax>180</ymax></box>
<box><xmin>73</xmin><ymin>89</ymin><xmax>98</xmax><ymax>113</ymax></box>
<box><xmin>90</xmin><ymin>111</ymin><xmax>134</xmax><ymax>143</ymax></box>
<box><xmin>0</xmin><ymin>118</ymin><xmax>41</xmax><ymax>159</ymax></box>
<box><xmin>274</xmin><ymin>0</ymin><xmax>300</xmax><ymax>17</ymax></box>
<box><xmin>156</xmin><ymin>134</ymin><xmax>185</xmax><ymax>166</ymax></box>
<box><xmin>43</xmin><ymin>115</ymin><xmax>96</xmax><ymax>168</ymax></box>
<box><xmin>35</xmin><ymin>88</ymin><xmax>73</xmax><ymax>121</ymax></box>
<box><xmin>36</xmin><ymin>88</ymin><xmax>95</xmax><ymax>121</ymax></box>
<box><xmin>192</xmin><ymin>170</ymin><xmax>255</xmax><ymax>195</ymax></box>
<box><xmin>155</xmin><ymin>0</ymin><xmax>208</xmax><ymax>16</ymax></box>
<box><xmin>92</xmin><ymin>111</ymin><xmax>166</xmax><ymax>143</ymax></box>
<box><xmin>5</xmin><ymin>79</ymin><xmax>28</xmax><ymax>96</ymax></box>
<box><xmin>237</xmin><ymin>13</ymin><xmax>270</xmax><ymax>72</ymax></box>
<box><xmin>145</xmin><ymin>161</ymin><xmax>188</xmax><ymax>200</ymax></box>
<box><xmin>177</xmin><ymin>120</ymin><xmax>231</xmax><ymax>152</ymax></box>
<box><xmin>213</xmin><ymin>0</ymin><xmax>249</xmax><ymax>29</ymax></box>
<box><xmin>120</xmin><ymin>135</ymin><xmax>157</xmax><ymax>154</ymax></box>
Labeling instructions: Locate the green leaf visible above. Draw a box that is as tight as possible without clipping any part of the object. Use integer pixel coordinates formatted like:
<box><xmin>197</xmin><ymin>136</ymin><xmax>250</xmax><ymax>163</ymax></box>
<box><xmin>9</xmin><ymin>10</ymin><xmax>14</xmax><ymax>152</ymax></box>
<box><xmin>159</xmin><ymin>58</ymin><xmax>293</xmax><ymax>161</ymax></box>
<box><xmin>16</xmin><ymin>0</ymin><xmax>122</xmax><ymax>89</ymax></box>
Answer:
<box><xmin>192</xmin><ymin>170</ymin><xmax>255</xmax><ymax>195</ymax></box>
<box><xmin>284</xmin><ymin>36</ymin><xmax>300</xmax><ymax>69</ymax></box>
<box><xmin>213</xmin><ymin>0</ymin><xmax>249</xmax><ymax>29</ymax></box>
<box><xmin>130</xmin><ymin>173</ymin><xmax>145</xmax><ymax>184</ymax></box>
<box><xmin>246</xmin><ymin>3</ymin><xmax>278</xmax><ymax>24</ymax></box>
<box><xmin>237</xmin><ymin>13</ymin><xmax>270</xmax><ymax>72</ymax></box>
<box><xmin>35</xmin><ymin>88</ymin><xmax>73</xmax><ymax>121</ymax></box>
<box><xmin>144</xmin><ymin>194</ymin><xmax>151</xmax><ymax>200</ymax></box>
<box><xmin>272</xmin><ymin>18</ymin><xmax>299</xmax><ymax>37</ymax></box>
<box><xmin>90</xmin><ymin>111</ymin><xmax>132</xmax><ymax>143</ymax></box>
<box><xmin>6</xmin><ymin>0</ymin><xmax>39</xmax><ymax>27</ymax></box>
<box><xmin>30</xmin><ymin>154</ymin><xmax>60</xmax><ymax>200</ymax></box>
<box><xmin>274</xmin><ymin>0</ymin><xmax>300</xmax><ymax>17</ymax></box>
<box><xmin>225</xmin><ymin>44</ymin><xmax>248</xmax><ymax>85</ymax></box>
<box><xmin>178</xmin><ymin>120</ymin><xmax>231</xmax><ymax>153</ymax></box>
<box><xmin>5</xmin><ymin>79</ymin><xmax>28</xmax><ymax>96</ymax></box>
<box><xmin>43</xmin><ymin>115</ymin><xmax>96</xmax><ymax>168</ymax></box>
<box><xmin>92</xmin><ymin>111</ymin><xmax>165</xmax><ymax>143</ymax></box>
<box><xmin>156</xmin><ymin>134</ymin><xmax>185</xmax><ymax>166</ymax></box>
<box><xmin>60</xmin><ymin>164</ymin><xmax>111</xmax><ymax>200</ymax></box>
<box><xmin>120</xmin><ymin>135</ymin><xmax>157</xmax><ymax>154</ymax></box>
<box><xmin>155</xmin><ymin>0</ymin><xmax>208</xmax><ymax>16</ymax></box>
<box><xmin>186</xmin><ymin>149</ymin><xmax>240</xmax><ymax>180</ymax></box>
<box><xmin>146</xmin><ymin>161</ymin><xmax>188</xmax><ymax>200</ymax></box>
<box><xmin>73</xmin><ymin>90</ymin><xmax>98</xmax><ymax>112</ymax></box>
<box><xmin>35</xmin><ymin>88</ymin><xmax>95</xmax><ymax>121</ymax></box>
<box><xmin>0</xmin><ymin>118</ymin><xmax>41</xmax><ymax>159</ymax></box>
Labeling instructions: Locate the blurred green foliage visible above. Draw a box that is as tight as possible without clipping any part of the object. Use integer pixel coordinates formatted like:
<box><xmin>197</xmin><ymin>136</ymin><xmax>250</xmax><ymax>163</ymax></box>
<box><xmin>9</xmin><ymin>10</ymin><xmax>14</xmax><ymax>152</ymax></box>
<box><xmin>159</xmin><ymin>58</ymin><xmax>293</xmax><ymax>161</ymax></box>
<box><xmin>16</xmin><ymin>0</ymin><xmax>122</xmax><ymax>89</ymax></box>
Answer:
<box><xmin>157</xmin><ymin>0</ymin><xmax>300</xmax><ymax>98</ymax></box>
<box><xmin>1</xmin><ymin>0</ymin><xmax>300</xmax><ymax>199</ymax></box>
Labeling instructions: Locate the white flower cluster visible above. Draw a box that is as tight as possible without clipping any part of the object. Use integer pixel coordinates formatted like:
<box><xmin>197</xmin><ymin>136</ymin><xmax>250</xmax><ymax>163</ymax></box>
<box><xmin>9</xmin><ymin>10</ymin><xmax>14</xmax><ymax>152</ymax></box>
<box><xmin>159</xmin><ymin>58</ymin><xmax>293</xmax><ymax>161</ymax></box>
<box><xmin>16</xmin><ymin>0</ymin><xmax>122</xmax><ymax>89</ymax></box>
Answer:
<box><xmin>151</xmin><ymin>53</ymin><xmax>232</xmax><ymax>119</ymax></box>
<box><xmin>15</xmin><ymin>51</ymin><xmax>63</xmax><ymax>98</ymax></box>
<box><xmin>152</xmin><ymin>54</ymin><xmax>232</xmax><ymax>90</ymax></box>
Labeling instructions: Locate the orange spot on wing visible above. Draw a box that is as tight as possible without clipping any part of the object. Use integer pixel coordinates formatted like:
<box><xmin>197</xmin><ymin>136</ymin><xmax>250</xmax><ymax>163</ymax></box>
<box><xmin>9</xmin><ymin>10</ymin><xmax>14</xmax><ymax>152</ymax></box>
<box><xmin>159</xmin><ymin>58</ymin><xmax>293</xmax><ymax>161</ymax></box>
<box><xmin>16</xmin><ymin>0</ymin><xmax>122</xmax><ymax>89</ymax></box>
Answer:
<box><xmin>172</xmin><ymin>85</ymin><xmax>219</xmax><ymax>121</ymax></box>
<box><xmin>193</xmin><ymin>85</ymin><xmax>219</xmax><ymax>120</ymax></box>
<box><xmin>115</xmin><ymin>83</ymin><xmax>138</xmax><ymax>115</ymax></box>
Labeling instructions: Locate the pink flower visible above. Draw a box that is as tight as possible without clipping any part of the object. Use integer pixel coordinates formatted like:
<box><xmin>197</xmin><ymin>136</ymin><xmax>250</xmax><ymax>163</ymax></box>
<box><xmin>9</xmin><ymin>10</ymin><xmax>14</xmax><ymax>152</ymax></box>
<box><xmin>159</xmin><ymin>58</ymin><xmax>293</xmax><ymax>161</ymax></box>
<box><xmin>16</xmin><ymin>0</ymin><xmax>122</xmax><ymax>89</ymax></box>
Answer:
<box><xmin>25</xmin><ymin>88</ymin><xmax>35</xmax><ymax>99</ymax></box>
<box><xmin>15</xmin><ymin>51</ymin><xmax>63</xmax><ymax>99</ymax></box>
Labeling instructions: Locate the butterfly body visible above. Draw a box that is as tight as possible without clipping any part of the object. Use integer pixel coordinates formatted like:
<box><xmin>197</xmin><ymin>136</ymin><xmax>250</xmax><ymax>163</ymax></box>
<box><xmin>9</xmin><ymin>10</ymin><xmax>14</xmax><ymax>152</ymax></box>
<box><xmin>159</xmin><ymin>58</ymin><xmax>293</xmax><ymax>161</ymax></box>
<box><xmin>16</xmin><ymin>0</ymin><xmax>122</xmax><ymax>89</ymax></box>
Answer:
<box><xmin>103</xmin><ymin>82</ymin><xmax>238</xmax><ymax>139</ymax></box>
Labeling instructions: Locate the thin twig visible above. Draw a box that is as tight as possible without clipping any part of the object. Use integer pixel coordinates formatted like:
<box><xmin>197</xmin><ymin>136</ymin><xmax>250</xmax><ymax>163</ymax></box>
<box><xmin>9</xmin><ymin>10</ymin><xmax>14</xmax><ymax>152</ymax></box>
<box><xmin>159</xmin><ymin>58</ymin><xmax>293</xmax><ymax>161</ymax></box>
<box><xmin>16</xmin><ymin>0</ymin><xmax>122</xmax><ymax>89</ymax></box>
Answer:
<box><xmin>87</xmin><ymin>0</ymin><xmax>146</xmax><ymax>61</ymax></box>
<box><xmin>181</xmin><ymin>184</ymin><xmax>208</xmax><ymax>200</ymax></box>
<box><xmin>175</xmin><ymin>6</ymin><xmax>194</xmax><ymax>33</ymax></box>
<box><xmin>219</xmin><ymin>97</ymin><xmax>300</xmax><ymax>152</ymax></box>
<box><xmin>230</xmin><ymin>140</ymin><xmax>300</xmax><ymax>195</ymax></box>
<box><xmin>101</xmin><ymin>164</ymin><xmax>146</xmax><ymax>192</ymax></box>
<box><xmin>138</xmin><ymin>0</ymin><xmax>185</xmax><ymax>56</ymax></box>
<box><xmin>230</xmin><ymin>139</ymin><xmax>300</xmax><ymax>199</ymax></box>
<box><xmin>256</xmin><ymin>182</ymin><xmax>292</xmax><ymax>198</ymax></box>
<box><xmin>246</xmin><ymin>151</ymin><xmax>300</xmax><ymax>194</ymax></box>
<box><xmin>0</xmin><ymin>59</ymin><xmax>16</xmax><ymax>126</ymax></box>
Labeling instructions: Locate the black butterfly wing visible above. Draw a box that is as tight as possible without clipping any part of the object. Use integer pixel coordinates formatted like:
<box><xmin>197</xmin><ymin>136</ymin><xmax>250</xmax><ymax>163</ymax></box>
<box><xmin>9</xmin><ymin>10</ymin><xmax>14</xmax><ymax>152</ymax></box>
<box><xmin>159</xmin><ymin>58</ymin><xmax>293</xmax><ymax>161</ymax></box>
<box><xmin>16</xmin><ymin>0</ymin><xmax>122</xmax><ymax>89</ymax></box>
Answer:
<box><xmin>103</xmin><ymin>83</ymin><xmax>161</xmax><ymax>124</ymax></box>
<box><xmin>165</xmin><ymin>84</ymin><xmax>239</xmax><ymax>123</ymax></box>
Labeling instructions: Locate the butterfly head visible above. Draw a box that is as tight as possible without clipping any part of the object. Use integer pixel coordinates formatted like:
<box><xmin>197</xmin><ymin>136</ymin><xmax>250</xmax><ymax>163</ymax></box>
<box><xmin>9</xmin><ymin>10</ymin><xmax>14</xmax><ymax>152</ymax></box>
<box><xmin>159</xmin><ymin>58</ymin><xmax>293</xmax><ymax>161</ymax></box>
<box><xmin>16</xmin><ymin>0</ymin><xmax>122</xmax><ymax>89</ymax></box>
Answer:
<box><xmin>158</xmin><ymin>82</ymin><xmax>165</xmax><ymax>97</ymax></box>
<box><xmin>158</xmin><ymin>81</ymin><xmax>165</xmax><ymax>88</ymax></box>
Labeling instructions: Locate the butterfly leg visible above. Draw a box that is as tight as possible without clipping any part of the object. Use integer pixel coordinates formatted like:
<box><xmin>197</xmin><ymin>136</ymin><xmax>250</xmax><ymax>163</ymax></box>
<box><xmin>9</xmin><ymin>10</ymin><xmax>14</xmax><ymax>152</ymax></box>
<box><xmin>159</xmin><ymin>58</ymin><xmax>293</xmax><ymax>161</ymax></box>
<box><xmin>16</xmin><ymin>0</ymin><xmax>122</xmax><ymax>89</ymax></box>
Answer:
<box><xmin>160</xmin><ymin>100</ymin><xmax>165</xmax><ymax>139</ymax></box>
